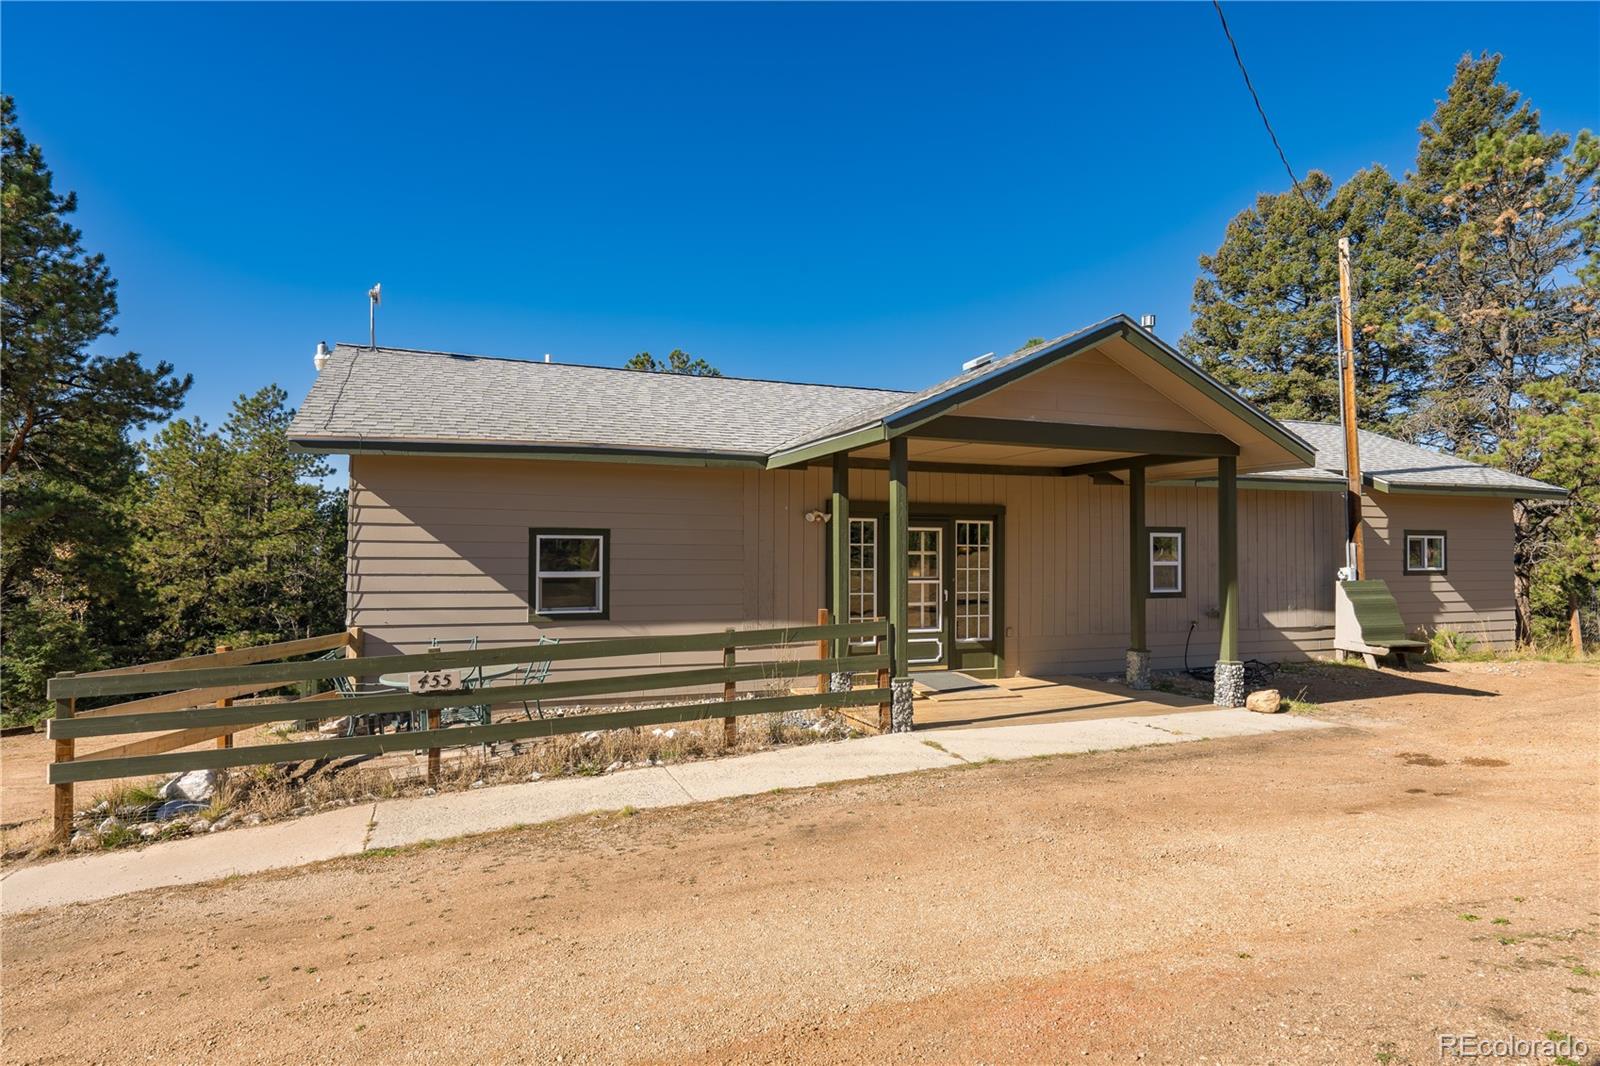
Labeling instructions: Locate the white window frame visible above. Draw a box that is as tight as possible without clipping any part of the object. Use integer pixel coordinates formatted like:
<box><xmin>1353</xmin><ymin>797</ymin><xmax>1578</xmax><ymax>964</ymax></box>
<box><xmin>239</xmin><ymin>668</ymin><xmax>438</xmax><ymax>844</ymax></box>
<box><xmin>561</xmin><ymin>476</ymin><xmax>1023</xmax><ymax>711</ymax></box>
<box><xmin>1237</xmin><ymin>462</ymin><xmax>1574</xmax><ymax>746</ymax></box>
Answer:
<box><xmin>1405</xmin><ymin>532</ymin><xmax>1447</xmax><ymax>574</ymax></box>
<box><xmin>1149</xmin><ymin>529</ymin><xmax>1184</xmax><ymax>596</ymax></box>
<box><xmin>533</xmin><ymin>531</ymin><xmax>606</xmax><ymax>617</ymax></box>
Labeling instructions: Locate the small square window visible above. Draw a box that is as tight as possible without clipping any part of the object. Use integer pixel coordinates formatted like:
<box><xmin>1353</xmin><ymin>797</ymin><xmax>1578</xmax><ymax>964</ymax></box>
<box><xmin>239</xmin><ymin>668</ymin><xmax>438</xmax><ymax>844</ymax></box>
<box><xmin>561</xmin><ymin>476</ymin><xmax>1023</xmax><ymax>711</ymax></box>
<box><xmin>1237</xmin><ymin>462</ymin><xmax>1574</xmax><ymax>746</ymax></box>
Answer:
<box><xmin>531</xmin><ymin>530</ymin><xmax>608</xmax><ymax>618</ymax></box>
<box><xmin>1149</xmin><ymin>529</ymin><xmax>1184</xmax><ymax>597</ymax></box>
<box><xmin>1404</xmin><ymin>532</ymin><xmax>1447</xmax><ymax>575</ymax></box>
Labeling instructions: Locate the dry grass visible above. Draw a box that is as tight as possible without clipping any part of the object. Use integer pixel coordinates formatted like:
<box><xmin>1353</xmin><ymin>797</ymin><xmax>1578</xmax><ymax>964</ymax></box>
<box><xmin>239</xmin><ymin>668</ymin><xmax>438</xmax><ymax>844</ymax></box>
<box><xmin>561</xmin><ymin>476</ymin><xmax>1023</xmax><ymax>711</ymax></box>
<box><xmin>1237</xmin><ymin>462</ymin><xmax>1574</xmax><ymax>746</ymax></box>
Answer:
<box><xmin>46</xmin><ymin>703</ymin><xmax>853</xmax><ymax>857</ymax></box>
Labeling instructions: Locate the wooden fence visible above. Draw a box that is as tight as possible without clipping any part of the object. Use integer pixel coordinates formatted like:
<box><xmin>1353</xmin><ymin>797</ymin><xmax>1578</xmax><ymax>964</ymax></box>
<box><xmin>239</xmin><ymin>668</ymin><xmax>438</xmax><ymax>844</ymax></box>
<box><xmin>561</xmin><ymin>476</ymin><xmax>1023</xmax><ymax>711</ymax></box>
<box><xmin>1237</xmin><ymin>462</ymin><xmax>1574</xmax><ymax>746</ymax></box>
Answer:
<box><xmin>45</xmin><ymin>620</ymin><xmax>892</xmax><ymax>841</ymax></box>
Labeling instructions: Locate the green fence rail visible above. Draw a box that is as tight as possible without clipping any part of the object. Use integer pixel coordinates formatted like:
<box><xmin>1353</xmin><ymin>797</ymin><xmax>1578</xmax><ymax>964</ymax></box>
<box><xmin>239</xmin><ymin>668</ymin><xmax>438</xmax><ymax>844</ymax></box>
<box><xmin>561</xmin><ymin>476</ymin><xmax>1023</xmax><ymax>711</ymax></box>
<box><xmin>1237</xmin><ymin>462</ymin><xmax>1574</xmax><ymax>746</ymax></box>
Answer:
<box><xmin>46</xmin><ymin>621</ymin><xmax>893</xmax><ymax>794</ymax></box>
<box><xmin>47</xmin><ymin>621</ymin><xmax>889</xmax><ymax>701</ymax></box>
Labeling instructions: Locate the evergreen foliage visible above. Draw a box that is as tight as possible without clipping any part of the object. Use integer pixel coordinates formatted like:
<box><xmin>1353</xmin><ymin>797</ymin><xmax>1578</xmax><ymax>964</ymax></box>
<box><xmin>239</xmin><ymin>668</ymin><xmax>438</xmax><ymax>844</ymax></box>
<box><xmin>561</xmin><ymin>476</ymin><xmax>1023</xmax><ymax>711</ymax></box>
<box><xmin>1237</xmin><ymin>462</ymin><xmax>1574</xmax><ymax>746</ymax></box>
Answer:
<box><xmin>1</xmin><ymin>95</ymin><xmax>190</xmax><ymax>718</ymax></box>
<box><xmin>624</xmin><ymin>349</ymin><xmax>722</xmax><ymax>376</ymax></box>
<box><xmin>0</xmin><ymin>99</ymin><xmax>345</xmax><ymax>723</ymax></box>
<box><xmin>1185</xmin><ymin>55</ymin><xmax>1597</xmax><ymax>643</ymax></box>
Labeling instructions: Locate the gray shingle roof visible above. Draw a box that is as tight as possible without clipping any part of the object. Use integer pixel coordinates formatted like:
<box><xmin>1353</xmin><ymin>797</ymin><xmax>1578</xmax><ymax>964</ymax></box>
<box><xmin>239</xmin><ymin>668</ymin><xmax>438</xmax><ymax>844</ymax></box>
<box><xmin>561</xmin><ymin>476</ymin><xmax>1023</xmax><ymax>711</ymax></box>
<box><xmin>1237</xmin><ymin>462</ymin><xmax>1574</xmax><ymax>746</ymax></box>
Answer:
<box><xmin>287</xmin><ymin>339</ymin><xmax>1565</xmax><ymax>499</ymax></box>
<box><xmin>289</xmin><ymin>344</ymin><xmax>907</xmax><ymax>458</ymax></box>
<box><xmin>1265</xmin><ymin>421</ymin><xmax>1564</xmax><ymax>497</ymax></box>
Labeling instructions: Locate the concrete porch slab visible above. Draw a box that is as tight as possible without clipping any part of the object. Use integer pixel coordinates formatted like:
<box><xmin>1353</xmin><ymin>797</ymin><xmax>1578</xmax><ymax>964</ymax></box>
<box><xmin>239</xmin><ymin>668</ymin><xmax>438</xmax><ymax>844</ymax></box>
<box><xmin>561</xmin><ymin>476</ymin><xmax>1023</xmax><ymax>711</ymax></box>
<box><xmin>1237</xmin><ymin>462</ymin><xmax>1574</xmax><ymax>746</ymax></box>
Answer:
<box><xmin>923</xmin><ymin>717</ymin><xmax>1192</xmax><ymax>762</ymax></box>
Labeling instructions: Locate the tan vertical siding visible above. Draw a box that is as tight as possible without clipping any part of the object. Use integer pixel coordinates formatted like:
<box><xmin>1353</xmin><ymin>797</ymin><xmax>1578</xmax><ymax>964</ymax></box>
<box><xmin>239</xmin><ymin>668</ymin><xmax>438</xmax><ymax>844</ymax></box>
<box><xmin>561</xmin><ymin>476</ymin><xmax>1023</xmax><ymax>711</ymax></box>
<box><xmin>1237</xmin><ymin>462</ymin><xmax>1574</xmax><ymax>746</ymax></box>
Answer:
<box><xmin>1360</xmin><ymin>494</ymin><xmax>1516</xmax><ymax>648</ymax></box>
<box><xmin>351</xmin><ymin>455</ymin><xmax>1516</xmax><ymax>680</ymax></box>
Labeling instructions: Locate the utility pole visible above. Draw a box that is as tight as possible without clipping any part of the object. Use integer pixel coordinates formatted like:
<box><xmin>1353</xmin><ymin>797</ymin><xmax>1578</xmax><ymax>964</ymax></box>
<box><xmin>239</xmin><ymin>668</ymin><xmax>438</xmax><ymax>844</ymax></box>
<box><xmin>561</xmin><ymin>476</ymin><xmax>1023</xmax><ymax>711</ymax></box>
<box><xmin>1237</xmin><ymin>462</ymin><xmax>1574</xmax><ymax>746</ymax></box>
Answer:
<box><xmin>1337</xmin><ymin>236</ymin><xmax>1365</xmax><ymax>579</ymax></box>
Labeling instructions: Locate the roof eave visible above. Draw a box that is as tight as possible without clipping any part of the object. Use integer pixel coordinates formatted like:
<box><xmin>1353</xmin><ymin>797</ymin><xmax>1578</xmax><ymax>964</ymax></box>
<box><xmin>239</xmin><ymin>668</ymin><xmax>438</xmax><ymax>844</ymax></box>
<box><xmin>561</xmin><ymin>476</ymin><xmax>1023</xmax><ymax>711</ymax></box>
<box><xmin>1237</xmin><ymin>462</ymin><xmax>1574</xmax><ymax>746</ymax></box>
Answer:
<box><xmin>287</xmin><ymin>436</ymin><xmax>768</xmax><ymax>470</ymax></box>
<box><xmin>1368</xmin><ymin>475</ymin><xmax>1569</xmax><ymax>501</ymax></box>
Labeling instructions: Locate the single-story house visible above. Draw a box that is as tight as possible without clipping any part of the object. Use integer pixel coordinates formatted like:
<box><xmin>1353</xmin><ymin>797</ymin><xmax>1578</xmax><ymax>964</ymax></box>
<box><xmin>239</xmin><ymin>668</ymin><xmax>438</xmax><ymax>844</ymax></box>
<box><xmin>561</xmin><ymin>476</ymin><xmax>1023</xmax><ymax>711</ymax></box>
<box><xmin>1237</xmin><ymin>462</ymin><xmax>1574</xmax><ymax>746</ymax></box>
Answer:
<box><xmin>288</xmin><ymin>315</ymin><xmax>1564</xmax><ymax>713</ymax></box>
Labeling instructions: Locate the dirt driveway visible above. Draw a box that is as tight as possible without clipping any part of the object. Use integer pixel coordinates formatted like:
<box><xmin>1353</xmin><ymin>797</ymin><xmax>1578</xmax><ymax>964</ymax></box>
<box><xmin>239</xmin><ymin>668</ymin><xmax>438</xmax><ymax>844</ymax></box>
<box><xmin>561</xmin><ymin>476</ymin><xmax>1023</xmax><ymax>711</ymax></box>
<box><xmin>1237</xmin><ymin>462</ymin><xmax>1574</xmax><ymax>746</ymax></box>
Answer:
<box><xmin>3</xmin><ymin>660</ymin><xmax>1596</xmax><ymax>1064</ymax></box>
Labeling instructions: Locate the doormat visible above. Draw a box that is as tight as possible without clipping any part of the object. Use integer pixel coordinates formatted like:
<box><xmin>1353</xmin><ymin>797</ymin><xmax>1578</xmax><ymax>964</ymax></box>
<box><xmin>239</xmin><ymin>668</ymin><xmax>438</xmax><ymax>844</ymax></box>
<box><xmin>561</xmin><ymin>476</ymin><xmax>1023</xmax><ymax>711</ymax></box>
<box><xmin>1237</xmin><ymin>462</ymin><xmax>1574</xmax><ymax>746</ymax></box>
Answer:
<box><xmin>913</xmin><ymin>672</ymin><xmax>997</xmax><ymax>694</ymax></box>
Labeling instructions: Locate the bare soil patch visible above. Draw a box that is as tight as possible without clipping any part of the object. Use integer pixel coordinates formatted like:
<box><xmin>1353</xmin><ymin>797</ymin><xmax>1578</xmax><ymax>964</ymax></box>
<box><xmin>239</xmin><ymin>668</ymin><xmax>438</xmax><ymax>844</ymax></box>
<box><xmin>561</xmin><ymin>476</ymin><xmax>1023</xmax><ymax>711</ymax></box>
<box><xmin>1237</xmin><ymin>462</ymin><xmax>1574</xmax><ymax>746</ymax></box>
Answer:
<box><xmin>3</xmin><ymin>660</ymin><xmax>1596</xmax><ymax>1064</ymax></box>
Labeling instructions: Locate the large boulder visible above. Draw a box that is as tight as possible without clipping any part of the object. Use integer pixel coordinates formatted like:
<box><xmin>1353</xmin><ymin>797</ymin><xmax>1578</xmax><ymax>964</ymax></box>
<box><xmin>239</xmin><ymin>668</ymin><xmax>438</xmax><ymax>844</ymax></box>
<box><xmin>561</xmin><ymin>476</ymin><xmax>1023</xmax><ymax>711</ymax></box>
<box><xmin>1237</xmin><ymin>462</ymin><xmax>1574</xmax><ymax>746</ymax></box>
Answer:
<box><xmin>1245</xmin><ymin>688</ymin><xmax>1283</xmax><ymax>714</ymax></box>
<box><xmin>160</xmin><ymin>769</ymin><xmax>220</xmax><ymax>803</ymax></box>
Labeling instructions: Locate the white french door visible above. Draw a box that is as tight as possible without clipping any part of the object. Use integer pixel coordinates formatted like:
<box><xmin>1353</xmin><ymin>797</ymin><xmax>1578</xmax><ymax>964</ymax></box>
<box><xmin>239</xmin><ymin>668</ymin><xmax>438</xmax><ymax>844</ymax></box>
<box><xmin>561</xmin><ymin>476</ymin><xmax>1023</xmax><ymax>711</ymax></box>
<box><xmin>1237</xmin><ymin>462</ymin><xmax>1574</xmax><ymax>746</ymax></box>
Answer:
<box><xmin>906</xmin><ymin>526</ymin><xmax>945</xmax><ymax>666</ymax></box>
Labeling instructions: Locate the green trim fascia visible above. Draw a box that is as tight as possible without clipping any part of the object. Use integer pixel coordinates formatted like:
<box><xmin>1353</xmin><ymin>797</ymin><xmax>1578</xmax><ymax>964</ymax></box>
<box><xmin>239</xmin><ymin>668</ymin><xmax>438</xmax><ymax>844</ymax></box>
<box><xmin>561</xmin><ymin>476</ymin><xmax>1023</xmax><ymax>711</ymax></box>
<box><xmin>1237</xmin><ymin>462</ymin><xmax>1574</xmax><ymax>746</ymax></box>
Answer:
<box><xmin>1368</xmin><ymin>475</ymin><xmax>1567</xmax><ymax>501</ymax></box>
<box><xmin>909</xmin><ymin>416</ymin><xmax>1239</xmax><ymax>458</ymax></box>
<box><xmin>815</xmin><ymin>457</ymin><xmax>1076</xmax><ymax>478</ymax></box>
<box><xmin>765</xmin><ymin>423</ymin><xmax>888</xmax><ymax>469</ymax></box>
<box><xmin>1057</xmin><ymin>453</ymin><xmax>1192</xmax><ymax>478</ymax></box>
<box><xmin>291</xmin><ymin>438</ymin><xmax>766</xmax><ymax>469</ymax></box>
<box><xmin>1154</xmin><ymin>476</ymin><xmax>1345</xmax><ymax>494</ymax></box>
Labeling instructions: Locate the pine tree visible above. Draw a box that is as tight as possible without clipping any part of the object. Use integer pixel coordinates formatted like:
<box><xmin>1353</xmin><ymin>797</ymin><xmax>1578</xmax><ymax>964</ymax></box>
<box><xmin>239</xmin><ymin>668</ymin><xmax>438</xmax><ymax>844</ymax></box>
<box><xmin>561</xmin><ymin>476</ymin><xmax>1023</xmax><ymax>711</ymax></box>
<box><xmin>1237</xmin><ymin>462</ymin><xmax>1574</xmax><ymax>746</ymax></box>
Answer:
<box><xmin>1403</xmin><ymin>54</ymin><xmax>1598</xmax><ymax>639</ymax></box>
<box><xmin>1182</xmin><ymin>167</ymin><xmax>1425</xmax><ymax>428</ymax></box>
<box><xmin>625</xmin><ymin>349</ymin><xmax>722</xmax><ymax>376</ymax></box>
<box><xmin>0</xmin><ymin>96</ymin><xmax>189</xmax><ymax>722</ymax></box>
<box><xmin>133</xmin><ymin>388</ymin><xmax>344</xmax><ymax>659</ymax></box>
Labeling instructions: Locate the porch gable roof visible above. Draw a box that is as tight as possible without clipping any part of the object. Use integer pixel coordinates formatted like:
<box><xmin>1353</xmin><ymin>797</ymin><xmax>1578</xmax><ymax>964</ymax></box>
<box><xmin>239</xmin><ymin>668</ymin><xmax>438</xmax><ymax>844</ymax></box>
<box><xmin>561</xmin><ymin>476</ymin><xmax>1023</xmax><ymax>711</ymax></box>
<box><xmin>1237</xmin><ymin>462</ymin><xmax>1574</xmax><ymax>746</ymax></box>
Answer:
<box><xmin>762</xmin><ymin>315</ymin><xmax>1316</xmax><ymax>469</ymax></box>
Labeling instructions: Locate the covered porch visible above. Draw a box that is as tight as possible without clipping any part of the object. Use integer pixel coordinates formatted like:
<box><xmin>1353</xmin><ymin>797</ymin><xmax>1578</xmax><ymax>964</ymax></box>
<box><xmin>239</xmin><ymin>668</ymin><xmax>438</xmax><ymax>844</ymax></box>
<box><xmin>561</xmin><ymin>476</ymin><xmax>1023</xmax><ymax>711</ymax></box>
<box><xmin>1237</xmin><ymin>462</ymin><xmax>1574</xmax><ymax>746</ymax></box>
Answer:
<box><xmin>767</xmin><ymin>318</ymin><xmax>1317</xmax><ymax>727</ymax></box>
<box><xmin>912</xmin><ymin>673</ymin><xmax>1212</xmax><ymax>731</ymax></box>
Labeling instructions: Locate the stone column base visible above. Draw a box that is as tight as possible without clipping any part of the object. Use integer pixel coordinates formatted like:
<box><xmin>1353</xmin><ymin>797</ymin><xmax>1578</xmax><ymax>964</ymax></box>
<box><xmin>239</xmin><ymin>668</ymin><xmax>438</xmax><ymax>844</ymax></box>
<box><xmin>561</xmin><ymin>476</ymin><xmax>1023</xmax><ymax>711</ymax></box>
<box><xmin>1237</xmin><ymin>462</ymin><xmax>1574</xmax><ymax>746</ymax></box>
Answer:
<box><xmin>829</xmin><ymin>671</ymin><xmax>853</xmax><ymax>694</ymax></box>
<box><xmin>1124</xmin><ymin>649</ymin><xmax>1152</xmax><ymax>690</ymax></box>
<box><xmin>1213</xmin><ymin>660</ymin><xmax>1246</xmax><ymax>708</ymax></box>
<box><xmin>889</xmin><ymin>677</ymin><xmax>915</xmax><ymax>733</ymax></box>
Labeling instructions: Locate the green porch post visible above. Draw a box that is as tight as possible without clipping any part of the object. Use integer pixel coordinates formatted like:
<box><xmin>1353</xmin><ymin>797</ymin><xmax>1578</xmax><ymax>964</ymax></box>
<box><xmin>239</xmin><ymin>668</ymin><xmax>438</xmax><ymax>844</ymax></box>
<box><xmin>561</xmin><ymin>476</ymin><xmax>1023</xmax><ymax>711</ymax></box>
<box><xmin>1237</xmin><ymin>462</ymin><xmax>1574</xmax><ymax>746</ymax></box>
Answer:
<box><xmin>1125</xmin><ymin>464</ymin><xmax>1151</xmax><ymax>689</ymax></box>
<box><xmin>830</xmin><ymin>452</ymin><xmax>851</xmax><ymax>659</ymax></box>
<box><xmin>1214</xmin><ymin>454</ymin><xmax>1243</xmax><ymax>706</ymax></box>
<box><xmin>886</xmin><ymin>436</ymin><xmax>913</xmax><ymax>730</ymax></box>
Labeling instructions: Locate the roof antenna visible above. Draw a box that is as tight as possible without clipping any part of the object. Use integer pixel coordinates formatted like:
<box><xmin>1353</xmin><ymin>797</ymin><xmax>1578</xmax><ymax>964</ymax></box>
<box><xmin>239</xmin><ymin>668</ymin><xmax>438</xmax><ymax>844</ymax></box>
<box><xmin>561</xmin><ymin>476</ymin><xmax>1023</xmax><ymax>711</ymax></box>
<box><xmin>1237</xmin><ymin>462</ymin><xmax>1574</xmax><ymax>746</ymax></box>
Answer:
<box><xmin>368</xmin><ymin>283</ymin><xmax>382</xmax><ymax>350</ymax></box>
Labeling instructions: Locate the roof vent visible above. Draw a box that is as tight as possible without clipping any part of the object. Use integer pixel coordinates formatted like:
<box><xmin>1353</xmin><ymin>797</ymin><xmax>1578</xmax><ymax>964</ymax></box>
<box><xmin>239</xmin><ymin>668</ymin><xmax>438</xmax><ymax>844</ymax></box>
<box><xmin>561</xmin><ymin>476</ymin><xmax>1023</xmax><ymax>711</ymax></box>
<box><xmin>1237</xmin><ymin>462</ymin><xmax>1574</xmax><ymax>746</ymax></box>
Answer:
<box><xmin>1139</xmin><ymin>314</ymin><xmax>1157</xmax><ymax>332</ymax></box>
<box><xmin>313</xmin><ymin>341</ymin><xmax>330</xmax><ymax>372</ymax></box>
<box><xmin>962</xmin><ymin>351</ymin><xmax>995</xmax><ymax>372</ymax></box>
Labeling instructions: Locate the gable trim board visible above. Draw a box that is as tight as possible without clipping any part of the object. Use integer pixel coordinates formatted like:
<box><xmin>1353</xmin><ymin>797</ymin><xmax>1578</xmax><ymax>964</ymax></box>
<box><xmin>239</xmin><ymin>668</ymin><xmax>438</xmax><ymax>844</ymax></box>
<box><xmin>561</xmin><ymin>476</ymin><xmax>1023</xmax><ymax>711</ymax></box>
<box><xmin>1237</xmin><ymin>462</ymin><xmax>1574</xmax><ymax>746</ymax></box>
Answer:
<box><xmin>294</xmin><ymin>313</ymin><xmax>1563</xmax><ymax>674</ymax></box>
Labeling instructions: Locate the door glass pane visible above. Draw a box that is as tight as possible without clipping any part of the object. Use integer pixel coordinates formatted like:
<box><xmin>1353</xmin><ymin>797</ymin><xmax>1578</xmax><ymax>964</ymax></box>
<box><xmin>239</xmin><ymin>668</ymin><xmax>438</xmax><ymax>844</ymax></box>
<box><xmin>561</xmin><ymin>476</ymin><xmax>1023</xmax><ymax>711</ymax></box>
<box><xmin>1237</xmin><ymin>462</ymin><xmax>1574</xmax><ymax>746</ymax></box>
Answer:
<box><xmin>848</xmin><ymin>519</ymin><xmax>877</xmax><ymax>624</ymax></box>
<box><xmin>955</xmin><ymin>520</ymin><xmax>993</xmax><ymax>642</ymax></box>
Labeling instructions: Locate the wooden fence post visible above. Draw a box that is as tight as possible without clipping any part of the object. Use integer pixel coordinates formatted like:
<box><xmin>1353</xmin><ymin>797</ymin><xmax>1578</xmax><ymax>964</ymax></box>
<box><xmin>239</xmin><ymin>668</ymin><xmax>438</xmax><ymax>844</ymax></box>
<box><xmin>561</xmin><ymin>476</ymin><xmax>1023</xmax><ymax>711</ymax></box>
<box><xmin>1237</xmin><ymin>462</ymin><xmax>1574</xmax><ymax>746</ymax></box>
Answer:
<box><xmin>215</xmin><ymin>645</ymin><xmax>234</xmax><ymax>749</ymax></box>
<box><xmin>815</xmin><ymin>607</ymin><xmax>830</xmax><ymax>694</ymax></box>
<box><xmin>345</xmin><ymin>625</ymin><xmax>363</xmax><ymax>686</ymax></box>
<box><xmin>52</xmin><ymin>676</ymin><xmax>75</xmax><ymax>844</ymax></box>
<box><xmin>426</xmin><ymin>646</ymin><xmax>442</xmax><ymax>785</ymax></box>
<box><xmin>722</xmin><ymin>628</ymin><xmax>738</xmax><ymax>748</ymax></box>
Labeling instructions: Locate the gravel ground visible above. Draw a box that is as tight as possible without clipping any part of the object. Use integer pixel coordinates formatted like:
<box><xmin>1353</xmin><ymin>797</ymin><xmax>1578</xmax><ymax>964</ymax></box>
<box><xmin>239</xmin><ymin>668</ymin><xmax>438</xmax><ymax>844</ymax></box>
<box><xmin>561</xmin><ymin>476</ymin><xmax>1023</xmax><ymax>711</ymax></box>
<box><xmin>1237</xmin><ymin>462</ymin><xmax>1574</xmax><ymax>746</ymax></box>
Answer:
<box><xmin>2</xmin><ymin>660</ymin><xmax>1596</xmax><ymax>1065</ymax></box>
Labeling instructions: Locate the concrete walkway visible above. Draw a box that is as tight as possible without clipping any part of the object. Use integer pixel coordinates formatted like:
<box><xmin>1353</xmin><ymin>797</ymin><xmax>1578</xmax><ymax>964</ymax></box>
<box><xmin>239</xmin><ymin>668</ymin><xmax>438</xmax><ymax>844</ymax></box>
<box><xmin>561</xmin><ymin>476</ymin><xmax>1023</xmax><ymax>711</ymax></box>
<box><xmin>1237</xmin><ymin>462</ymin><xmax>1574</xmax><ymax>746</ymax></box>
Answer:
<box><xmin>0</xmin><ymin>708</ymin><xmax>1333</xmax><ymax>915</ymax></box>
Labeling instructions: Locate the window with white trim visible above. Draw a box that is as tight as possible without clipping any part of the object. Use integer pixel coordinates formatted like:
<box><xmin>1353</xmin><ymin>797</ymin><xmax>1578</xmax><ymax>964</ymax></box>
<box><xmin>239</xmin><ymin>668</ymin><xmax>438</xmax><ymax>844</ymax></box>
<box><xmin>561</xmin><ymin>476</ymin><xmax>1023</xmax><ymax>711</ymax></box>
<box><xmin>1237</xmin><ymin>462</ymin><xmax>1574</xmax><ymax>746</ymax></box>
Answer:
<box><xmin>532</xmin><ymin>530</ymin><xmax>607</xmax><ymax>618</ymax></box>
<box><xmin>1149</xmin><ymin>529</ymin><xmax>1184</xmax><ymax>596</ymax></box>
<box><xmin>954</xmin><ymin>519</ymin><xmax>994</xmax><ymax>642</ymax></box>
<box><xmin>848</xmin><ymin>518</ymin><xmax>878</xmax><ymax>628</ymax></box>
<box><xmin>1405</xmin><ymin>531</ymin><xmax>1446</xmax><ymax>574</ymax></box>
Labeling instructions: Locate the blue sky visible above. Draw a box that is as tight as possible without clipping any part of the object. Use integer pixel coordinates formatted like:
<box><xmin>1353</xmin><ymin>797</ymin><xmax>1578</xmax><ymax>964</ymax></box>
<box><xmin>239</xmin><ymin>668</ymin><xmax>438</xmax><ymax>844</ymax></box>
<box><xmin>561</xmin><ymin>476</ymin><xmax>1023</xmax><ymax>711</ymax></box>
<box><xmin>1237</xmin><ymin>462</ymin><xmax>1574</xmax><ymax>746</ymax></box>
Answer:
<box><xmin>4</xmin><ymin>1</ymin><xmax>1597</xmax><ymax>439</ymax></box>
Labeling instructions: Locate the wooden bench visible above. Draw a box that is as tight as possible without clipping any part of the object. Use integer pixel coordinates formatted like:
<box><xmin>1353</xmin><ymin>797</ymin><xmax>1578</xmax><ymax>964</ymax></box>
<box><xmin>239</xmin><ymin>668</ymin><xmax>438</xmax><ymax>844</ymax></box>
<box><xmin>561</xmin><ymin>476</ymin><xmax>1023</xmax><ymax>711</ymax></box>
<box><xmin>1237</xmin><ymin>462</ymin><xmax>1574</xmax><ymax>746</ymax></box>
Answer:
<box><xmin>1335</xmin><ymin>580</ymin><xmax>1429</xmax><ymax>668</ymax></box>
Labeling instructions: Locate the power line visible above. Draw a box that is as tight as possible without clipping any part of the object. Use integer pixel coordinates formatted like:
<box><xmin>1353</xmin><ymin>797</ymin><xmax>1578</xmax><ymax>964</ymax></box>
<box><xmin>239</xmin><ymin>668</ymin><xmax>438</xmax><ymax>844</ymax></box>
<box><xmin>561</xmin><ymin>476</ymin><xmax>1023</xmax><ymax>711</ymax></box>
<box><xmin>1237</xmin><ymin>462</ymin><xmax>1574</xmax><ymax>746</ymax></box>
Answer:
<box><xmin>1210</xmin><ymin>0</ymin><xmax>1315</xmax><ymax>207</ymax></box>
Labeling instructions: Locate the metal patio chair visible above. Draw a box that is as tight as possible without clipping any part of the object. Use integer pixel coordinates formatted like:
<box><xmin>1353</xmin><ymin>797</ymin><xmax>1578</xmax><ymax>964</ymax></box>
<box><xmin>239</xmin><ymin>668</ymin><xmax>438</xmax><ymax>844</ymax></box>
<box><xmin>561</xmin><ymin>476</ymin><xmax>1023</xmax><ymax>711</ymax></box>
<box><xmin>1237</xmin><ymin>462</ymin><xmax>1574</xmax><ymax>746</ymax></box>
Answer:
<box><xmin>428</xmin><ymin>636</ymin><xmax>493</xmax><ymax>728</ymax></box>
<box><xmin>516</xmin><ymin>636</ymin><xmax>560</xmax><ymax>719</ymax></box>
<box><xmin>311</xmin><ymin>648</ymin><xmax>397</xmax><ymax>736</ymax></box>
